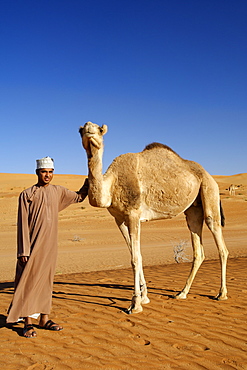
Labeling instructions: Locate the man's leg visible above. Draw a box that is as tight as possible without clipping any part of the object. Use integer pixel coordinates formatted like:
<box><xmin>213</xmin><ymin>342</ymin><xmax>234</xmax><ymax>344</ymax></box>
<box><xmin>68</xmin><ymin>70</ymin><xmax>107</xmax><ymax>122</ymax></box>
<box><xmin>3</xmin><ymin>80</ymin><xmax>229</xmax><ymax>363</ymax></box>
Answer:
<box><xmin>23</xmin><ymin>317</ymin><xmax>37</xmax><ymax>338</ymax></box>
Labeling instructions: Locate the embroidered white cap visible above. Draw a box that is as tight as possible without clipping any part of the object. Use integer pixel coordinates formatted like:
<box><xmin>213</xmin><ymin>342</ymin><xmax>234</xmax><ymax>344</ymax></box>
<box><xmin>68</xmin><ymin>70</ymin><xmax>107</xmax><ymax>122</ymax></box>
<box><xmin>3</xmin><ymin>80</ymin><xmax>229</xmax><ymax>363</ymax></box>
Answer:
<box><xmin>36</xmin><ymin>156</ymin><xmax>54</xmax><ymax>170</ymax></box>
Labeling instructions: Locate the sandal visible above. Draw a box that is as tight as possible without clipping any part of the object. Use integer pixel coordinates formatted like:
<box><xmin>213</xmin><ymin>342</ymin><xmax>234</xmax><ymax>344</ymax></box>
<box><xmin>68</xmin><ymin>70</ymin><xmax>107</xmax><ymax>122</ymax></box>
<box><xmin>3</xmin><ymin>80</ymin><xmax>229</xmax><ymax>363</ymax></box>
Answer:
<box><xmin>39</xmin><ymin>319</ymin><xmax>63</xmax><ymax>331</ymax></box>
<box><xmin>23</xmin><ymin>324</ymin><xmax>37</xmax><ymax>338</ymax></box>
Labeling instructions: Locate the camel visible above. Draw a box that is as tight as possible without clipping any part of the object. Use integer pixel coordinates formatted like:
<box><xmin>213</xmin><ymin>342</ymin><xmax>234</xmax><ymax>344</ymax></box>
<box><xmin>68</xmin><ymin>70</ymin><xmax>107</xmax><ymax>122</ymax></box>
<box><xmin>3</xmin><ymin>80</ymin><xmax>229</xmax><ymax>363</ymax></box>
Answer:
<box><xmin>79</xmin><ymin>121</ymin><xmax>229</xmax><ymax>314</ymax></box>
<box><xmin>228</xmin><ymin>184</ymin><xmax>240</xmax><ymax>196</ymax></box>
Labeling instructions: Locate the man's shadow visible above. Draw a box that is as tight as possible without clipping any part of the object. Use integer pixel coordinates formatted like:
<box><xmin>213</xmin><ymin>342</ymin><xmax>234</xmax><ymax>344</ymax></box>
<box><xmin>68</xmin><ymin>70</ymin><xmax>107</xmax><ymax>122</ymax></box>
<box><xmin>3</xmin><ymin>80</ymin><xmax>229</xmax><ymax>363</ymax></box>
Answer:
<box><xmin>0</xmin><ymin>282</ymin><xmax>14</xmax><ymax>291</ymax></box>
<box><xmin>0</xmin><ymin>282</ymin><xmax>23</xmax><ymax>336</ymax></box>
<box><xmin>0</xmin><ymin>314</ymin><xmax>23</xmax><ymax>337</ymax></box>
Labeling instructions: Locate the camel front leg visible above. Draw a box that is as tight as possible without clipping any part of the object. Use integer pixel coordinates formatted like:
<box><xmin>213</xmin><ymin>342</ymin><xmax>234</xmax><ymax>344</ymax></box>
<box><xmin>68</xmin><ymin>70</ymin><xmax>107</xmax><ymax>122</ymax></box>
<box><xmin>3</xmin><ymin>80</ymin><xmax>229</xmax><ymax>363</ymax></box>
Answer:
<box><xmin>115</xmin><ymin>218</ymin><xmax>149</xmax><ymax>310</ymax></box>
<box><xmin>139</xmin><ymin>261</ymin><xmax>150</xmax><ymax>305</ymax></box>
<box><xmin>123</xmin><ymin>216</ymin><xmax>145</xmax><ymax>314</ymax></box>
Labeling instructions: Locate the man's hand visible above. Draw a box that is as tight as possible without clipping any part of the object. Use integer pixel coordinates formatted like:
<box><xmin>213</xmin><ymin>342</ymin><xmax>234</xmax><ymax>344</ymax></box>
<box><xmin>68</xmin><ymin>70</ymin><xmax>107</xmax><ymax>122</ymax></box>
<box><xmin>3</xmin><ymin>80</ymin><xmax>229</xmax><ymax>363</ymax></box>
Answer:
<box><xmin>77</xmin><ymin>178</ymin><xmax>89</xmax><ymax>199</ymax></box>
<box><xmin>81</xmin><ymin>178</ymin><xmax>89</xmax><ymax>191</ymax></box>
<box><xmin>18</xmin><ymin>256</ymin><xmax>29</xmax><ymax>265</ymax></box>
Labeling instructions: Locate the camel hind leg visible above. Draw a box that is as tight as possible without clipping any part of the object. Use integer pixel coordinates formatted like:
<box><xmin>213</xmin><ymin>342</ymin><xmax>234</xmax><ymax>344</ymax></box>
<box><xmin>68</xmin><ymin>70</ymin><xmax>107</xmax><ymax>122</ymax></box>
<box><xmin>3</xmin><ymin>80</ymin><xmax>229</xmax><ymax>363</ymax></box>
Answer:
<box><xmin>176</xmin><ymin>199</ymin><xmax>205</xmax><ymax>299</ymax></box>
<box><xmin>201</xmin><ymin>177</ymin><xmax>229</xmax><ymax>300</ymax></box>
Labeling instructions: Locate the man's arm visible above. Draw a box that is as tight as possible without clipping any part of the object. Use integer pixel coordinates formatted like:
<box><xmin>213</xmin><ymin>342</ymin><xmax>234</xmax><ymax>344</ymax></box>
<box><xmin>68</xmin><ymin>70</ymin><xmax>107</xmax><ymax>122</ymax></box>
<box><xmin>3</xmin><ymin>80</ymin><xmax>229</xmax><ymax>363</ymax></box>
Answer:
<box><xmin>58</xmin><ymin>178</ymin><xmax>89</xmax><ymax>211</ymax></box>
<box><xmin>17</xmin><ymin>192</ymin><xmax>31</xmax><ymax>258</ymax></box>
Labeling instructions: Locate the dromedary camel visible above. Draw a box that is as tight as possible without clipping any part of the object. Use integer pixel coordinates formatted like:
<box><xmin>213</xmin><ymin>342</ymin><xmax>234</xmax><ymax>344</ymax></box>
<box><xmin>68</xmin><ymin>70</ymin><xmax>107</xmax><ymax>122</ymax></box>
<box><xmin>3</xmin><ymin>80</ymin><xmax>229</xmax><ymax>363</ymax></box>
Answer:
<box><xmin>228</xmin><ymin>184</ymin><xmax>240</xmax><ymax>196</ymax></box>
<box><xmin>79</xmin><ymin>121</ymin><xmax>229</xmax><ymax>314</ymax></box>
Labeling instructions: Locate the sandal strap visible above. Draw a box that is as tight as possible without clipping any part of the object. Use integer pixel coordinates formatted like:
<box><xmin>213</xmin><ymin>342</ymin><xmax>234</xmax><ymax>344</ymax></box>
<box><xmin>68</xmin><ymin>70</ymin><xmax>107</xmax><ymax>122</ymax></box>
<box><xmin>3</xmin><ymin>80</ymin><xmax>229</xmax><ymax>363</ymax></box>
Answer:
<box><xmin>44</xmin><ymin>320</ymin><xmax>56</xmax><ymax>329</ymax></box>
<box><xmin>24</xmin><ymin>324</ymin><xmax>34</xmax><ymax>330</ymax></box>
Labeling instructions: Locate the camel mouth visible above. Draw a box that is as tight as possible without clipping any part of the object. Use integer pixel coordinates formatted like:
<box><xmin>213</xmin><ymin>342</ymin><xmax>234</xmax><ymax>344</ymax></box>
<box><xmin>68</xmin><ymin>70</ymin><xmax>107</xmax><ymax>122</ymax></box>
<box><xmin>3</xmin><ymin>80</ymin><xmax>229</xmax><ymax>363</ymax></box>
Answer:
<box><xmin>83</xmin><ymin>135</ymin><xmax>101</xmax><ymax>150</ymax></box>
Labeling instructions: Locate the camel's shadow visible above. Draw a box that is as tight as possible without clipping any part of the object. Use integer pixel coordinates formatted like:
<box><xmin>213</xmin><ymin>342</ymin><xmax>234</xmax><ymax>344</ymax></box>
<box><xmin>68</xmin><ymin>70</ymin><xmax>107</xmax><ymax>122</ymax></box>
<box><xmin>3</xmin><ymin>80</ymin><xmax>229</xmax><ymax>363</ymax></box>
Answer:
<box><xmin>0</xmin><ymin>281</ymin><xmax>216</xmax><ymax>336</ymax></box>
<box><xmin>53</xmin><ymin>280</ymin><xmax>216</xmax><ymax>308</ymax></box>
<box><xmin>53</xmin><ymin>281</ymin><xmax>134</xmax><ymax>311</ymax></box>
<box><xmin>52</xmin><ymin>281</ymin><xmax>213</xmax><ymax>312</ymax></box>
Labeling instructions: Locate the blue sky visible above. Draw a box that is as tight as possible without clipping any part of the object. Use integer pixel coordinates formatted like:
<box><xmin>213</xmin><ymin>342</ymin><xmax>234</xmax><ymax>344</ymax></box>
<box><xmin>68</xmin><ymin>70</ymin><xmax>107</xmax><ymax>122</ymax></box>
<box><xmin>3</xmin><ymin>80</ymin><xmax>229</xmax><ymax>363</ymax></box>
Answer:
<box><xmin>0</xmin><ymin>0</ymin><xmax>246</xmax><ymax>176</ymax></box>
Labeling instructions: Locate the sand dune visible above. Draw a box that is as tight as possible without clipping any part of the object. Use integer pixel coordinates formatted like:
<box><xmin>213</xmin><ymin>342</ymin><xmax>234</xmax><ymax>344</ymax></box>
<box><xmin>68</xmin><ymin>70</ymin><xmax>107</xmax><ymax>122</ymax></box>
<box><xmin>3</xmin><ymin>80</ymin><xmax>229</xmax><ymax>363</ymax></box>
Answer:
<box><xmin>0</xmin><ymin>172</ymin><xmax>247</xmax><ymax>369</ymax></box>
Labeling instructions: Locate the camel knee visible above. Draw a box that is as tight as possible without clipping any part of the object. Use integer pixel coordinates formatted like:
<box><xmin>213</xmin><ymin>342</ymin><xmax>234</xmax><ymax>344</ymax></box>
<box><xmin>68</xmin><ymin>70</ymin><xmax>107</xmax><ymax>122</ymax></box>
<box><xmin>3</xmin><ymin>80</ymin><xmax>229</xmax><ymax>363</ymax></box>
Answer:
<box><xmin>131</xmin><ymin>255</ymin><xmax>142</xmax><ymax>271</ymax></box>
<box><xmin>192</xmin><ymin>244</ymin><xmax>205</xmax><ymax>266</ymax></box>
<box><xmin>193</xmin><ymin>256</ymin><xmax>204</xmax><ymax>269</ymax></box>
<box><xmin>219</xmin><ymin>248</ymin><xmax>229</xmax><ymax>260</ymax></box>
<box><xmin>195</xmin><ymin>249</ymin><xmax>205</xmax><ymax>264</ymax></box>
<box><xmin>217</xmin><ymin>248</ymin><xmax>229</xmax><ymax>270</ymax></box>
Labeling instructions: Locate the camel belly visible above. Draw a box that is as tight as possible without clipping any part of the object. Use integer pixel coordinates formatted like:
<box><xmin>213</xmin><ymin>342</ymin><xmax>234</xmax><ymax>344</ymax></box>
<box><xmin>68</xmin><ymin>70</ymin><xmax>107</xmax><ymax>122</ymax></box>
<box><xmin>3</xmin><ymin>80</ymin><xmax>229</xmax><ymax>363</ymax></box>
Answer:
<box><xmin>140</xmin><ymin>202</ymin><xmax>189</xmax><ymax>222</ymax></box>
<box><xmin>140</xmin><ymin>174</ymin><xmax>200</xmax><ymax>221</ymax></box>
<box><xmin>140</xmin><ymin>207</ymin><xmax>176</xmax><ymax>221</ymax></box>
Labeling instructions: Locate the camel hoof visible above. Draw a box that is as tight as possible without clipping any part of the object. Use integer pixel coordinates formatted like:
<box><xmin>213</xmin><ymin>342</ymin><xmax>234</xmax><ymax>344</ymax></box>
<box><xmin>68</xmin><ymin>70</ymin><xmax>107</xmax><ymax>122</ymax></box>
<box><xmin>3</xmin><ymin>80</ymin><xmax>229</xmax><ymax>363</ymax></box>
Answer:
<box><xmin>141</xmin><ymin>297</ymin><xmax>150</xmax><ymax>305</ymax></box>
<box><xmin>131</xmin><ymin>306</ymin><xmax>143</xmax><ymax>314</ymax></box>
<box><xmin>174</xmin><ymin>292</ymin><xmax>187</xmax><ymax>300</ymax></box>
<box><xmin>127</xmin><ymin>305</ymin><xmax>143</xmax><ymax>314</ymax></box>
<box><xmin>214</xmin><ymin>294</ymin><xmax>228</xmax><ymax>301</ymax></box>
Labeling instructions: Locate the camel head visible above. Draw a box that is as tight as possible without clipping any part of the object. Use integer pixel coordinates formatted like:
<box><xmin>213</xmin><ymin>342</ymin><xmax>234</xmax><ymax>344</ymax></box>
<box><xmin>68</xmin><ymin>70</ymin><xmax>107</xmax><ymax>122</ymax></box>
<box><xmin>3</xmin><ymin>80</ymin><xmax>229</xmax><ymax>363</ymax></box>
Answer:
<box><xmin>79</xmin><ymin>121</ymin><xmax>108</xmax><ymax>156</ymax></box>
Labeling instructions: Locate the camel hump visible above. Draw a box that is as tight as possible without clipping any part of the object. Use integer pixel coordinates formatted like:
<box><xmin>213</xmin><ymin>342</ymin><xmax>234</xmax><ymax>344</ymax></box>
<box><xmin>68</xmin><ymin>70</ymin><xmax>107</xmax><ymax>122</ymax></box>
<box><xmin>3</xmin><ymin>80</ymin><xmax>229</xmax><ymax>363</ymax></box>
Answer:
<box><xmin>143</xmin><ymin>142</ymin><xmax>180</xmax><ymax>156</ymax></box>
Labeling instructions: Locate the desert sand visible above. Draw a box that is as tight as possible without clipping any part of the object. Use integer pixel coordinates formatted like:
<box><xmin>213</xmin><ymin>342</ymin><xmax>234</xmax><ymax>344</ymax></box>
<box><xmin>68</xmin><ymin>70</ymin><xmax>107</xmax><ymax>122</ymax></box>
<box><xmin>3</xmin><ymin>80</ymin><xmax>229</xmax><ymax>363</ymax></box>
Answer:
<box><xmin>0</xmin><ymin>172</ymin><xmax>247</xmax><ymax>369</ymax></box>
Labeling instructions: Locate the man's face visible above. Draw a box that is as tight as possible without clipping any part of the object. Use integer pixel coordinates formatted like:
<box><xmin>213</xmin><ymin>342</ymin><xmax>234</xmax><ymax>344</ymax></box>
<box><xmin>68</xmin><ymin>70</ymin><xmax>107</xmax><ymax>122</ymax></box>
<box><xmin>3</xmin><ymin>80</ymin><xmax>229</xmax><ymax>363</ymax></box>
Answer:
<box><xmin>37</xmin><ymin>168</ymin><xmax>54</xmax><ymax>186</ymax></box>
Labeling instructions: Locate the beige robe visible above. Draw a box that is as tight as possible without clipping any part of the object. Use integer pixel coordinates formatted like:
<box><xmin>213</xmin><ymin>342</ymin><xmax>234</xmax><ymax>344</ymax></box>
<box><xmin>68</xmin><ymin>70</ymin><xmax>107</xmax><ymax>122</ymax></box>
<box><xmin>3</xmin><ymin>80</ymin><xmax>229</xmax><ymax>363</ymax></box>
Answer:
<box><xmin>7</xmin><ymin>182</ymin><xmax>87</xmax><ymax>323</ymax></box>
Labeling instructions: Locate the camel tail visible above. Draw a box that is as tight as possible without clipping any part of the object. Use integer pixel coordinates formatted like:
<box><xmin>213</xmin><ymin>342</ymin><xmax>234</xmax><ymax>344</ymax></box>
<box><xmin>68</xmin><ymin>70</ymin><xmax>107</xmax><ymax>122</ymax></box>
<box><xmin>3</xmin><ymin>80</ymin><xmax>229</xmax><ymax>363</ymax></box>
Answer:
<box><xmin>220</xmin><ymin>201</ymin><xmax>225</xmax><ymax>227</ymax></box>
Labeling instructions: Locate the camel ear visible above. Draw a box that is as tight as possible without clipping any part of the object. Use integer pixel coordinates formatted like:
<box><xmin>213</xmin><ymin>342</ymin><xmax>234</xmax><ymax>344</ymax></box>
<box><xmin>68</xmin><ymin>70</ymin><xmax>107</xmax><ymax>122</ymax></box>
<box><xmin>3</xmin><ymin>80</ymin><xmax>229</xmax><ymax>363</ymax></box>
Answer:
<box><xmin>101</xmin><ymin>125</ymin><xmax>108</xmax><ymax>135</ymax></box>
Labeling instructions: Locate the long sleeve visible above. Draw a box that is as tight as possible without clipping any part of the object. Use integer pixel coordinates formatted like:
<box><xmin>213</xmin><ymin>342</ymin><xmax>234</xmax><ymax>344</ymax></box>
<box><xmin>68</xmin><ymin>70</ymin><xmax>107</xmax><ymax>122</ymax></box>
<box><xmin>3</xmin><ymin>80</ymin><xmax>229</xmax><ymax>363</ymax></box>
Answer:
<box><xmin>58</xmin><ymin>178</ymin><xmax>89</xmax><ymax>212</ymax></box>
<box><xmin>17</xmin><ymin>192</ymin><xmax>31</xmax><ymax>257</ymax></box>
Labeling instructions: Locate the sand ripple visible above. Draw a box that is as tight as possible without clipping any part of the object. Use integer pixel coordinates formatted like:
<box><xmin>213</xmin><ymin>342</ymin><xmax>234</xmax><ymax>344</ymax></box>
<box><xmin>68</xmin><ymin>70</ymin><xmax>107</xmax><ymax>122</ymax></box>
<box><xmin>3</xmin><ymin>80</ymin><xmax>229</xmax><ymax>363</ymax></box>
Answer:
<box><xmin>1</xmin><ymin>257</ymin><xmax>247</xmax><ymax>369</ymax></box>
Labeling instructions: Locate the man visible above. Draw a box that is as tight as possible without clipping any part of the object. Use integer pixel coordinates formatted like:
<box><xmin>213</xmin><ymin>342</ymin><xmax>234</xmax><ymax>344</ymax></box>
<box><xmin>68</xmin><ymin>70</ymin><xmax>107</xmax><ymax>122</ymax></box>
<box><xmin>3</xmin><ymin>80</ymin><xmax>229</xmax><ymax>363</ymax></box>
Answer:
<box><xmin>7</xmin><ymin>156</ymin><xmax>88</xmax><ymax>338</ymax></box>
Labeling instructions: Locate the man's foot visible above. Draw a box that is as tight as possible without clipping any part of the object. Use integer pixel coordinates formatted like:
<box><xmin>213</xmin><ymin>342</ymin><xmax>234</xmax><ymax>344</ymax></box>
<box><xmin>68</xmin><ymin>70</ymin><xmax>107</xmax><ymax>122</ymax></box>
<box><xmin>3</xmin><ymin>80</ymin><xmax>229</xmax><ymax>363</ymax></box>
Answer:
<box><xmin>39</xmin><ymin>319</ymin><xmax>63</xmax><ymax>331</ymax></box>
<box><xmin>23</xmin><ymin>324</ymin><xmax>37</xmax><ymax>338</ymax></box>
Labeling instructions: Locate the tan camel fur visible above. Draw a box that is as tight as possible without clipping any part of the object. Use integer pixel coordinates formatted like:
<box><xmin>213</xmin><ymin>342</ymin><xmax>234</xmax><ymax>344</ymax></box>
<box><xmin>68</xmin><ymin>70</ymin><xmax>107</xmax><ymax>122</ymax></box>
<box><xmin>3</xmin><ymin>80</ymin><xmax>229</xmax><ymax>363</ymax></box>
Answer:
<box><xmin>79</xmin><ymin>121</ymin><xmax>229</xmax><ymax>314</ymax></box>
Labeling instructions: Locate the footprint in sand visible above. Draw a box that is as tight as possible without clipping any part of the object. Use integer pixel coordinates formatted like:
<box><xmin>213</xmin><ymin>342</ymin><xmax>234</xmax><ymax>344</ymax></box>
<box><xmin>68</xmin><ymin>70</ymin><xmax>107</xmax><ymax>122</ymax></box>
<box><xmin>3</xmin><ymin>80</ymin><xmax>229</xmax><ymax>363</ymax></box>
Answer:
<box><xmin>119</xmin><ymin>318</ymin><xmax>135</xmax><ymax>327</ymax></box>
<box><xmin>172</xmin><ymin>343</ymin><xmax>210</xmax><ymax>352</ymax></box>
<box><xmin>134</xmin><ymin>336</ymin><xmax>151</xmax><ymax>346</ymax></box>
<box><xmin>130</xmin><ymin>334</ymin><xmax>151</xmax><ymax>346</ymax></box>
